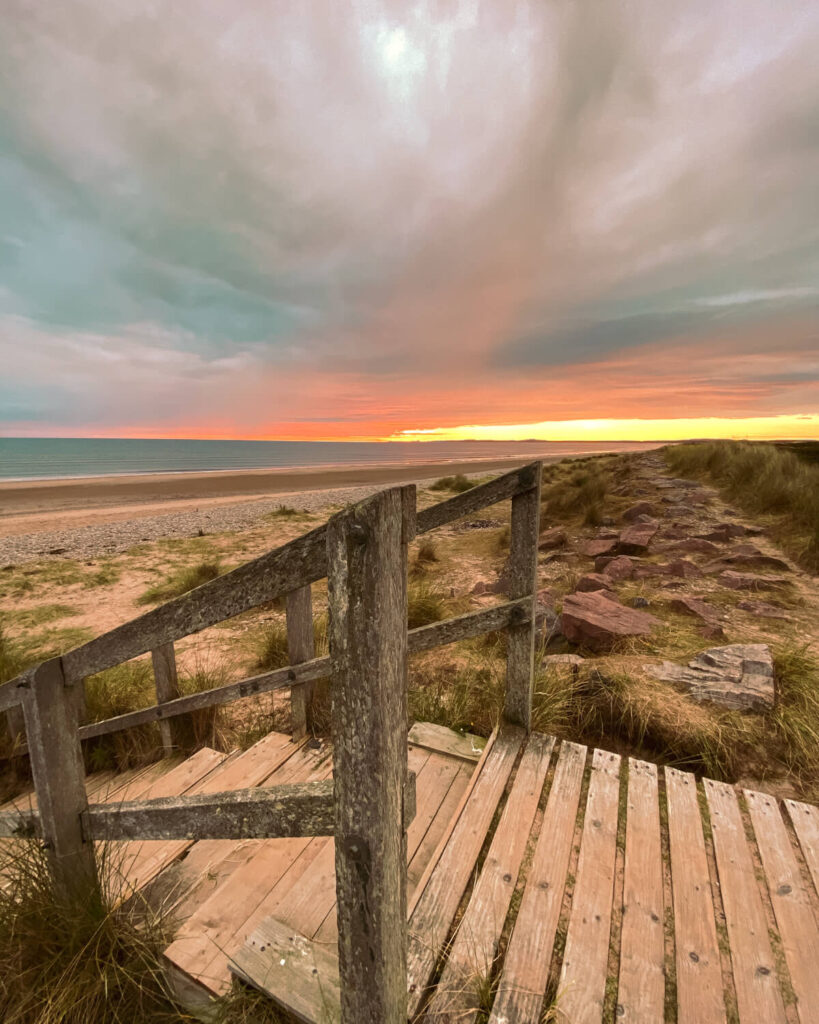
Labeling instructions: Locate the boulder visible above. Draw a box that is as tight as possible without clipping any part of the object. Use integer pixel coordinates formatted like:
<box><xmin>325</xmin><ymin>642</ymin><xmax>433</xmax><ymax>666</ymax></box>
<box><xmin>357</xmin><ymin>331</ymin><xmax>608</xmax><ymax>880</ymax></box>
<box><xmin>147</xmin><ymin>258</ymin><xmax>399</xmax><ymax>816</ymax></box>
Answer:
<box><xmin>622</xmin><ymin>501</ymin><xmax>655</xmax><ymax>522</ymax></box>
<box><xmin>648</xmin><ymin>643</ymin><xmax>774</xmax><ymax>711</ymax></box>
<box><xmin>618</xmin><ymin>522</ymin><xmax>658</xmax><ymax>554</ymax></box>
<box><xmin>595</xmin><ymin>554</ymin><xmax>634</xmax><ymax>580</ymax></box>
<box><xmin>575</xmin><ymin>572</ymin><xmax>614</xmax><ymax>593</ymax></box>
<box><xmin>667</xmin><ymin>558</ymin><xmax>702</xmax><ymax>578</ymax></box>
<box><xmin>582</xmin><ymin>538</ymin><xmax>619</xmax><ymax>558</ymax></box>
<box><xmin>559</xmin><ymin>591</ymin><xmax>661</xmax><ymax>651</ymax></box>
<box><xmin>538</xmin><ymin>527</ymin><xmax>568</xmax><ymax>552</ymax></box>
<box><xmin>699</xmin><ymin>522</ymin><xmax>763</xmax><ymax>543</ymax></box>
<box><xmin>718</xmin><ymin>570</ymin><xmax>793</xmax><ymax>592</ymax></box>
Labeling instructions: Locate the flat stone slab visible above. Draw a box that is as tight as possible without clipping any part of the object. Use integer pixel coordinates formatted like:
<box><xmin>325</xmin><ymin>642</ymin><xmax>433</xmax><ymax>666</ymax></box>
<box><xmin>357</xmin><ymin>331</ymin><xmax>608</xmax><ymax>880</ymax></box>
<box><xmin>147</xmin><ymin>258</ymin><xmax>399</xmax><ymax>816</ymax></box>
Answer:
<box><xmin>648</xmin><ymin>643</ymin><xmax>774</xmax><ymax>711</ymax></box>
<box><xmin>594</xmin><ymin>554</ymin><xmax>634</xmax><ymax>579</ymax></box>
<box><xmin>560</xmin><ymin>591</ymin><xmax>661</xmax><ymax>651</ymax></box>
<box><xmin>622</xmin><ymin>501</ymin><xmax>656</xmax><ymax>522</ymax></box>
<box><xmin>663</xmin><ymin>538</ymin><xmax>722</xmax><ymax>557</ymax></box>
<box><xmin>719</xmin><ymin>570</ymin><xmax>793</xmax><ymax>592</ymax></box>
<box><xmin>736</xmin><ymin>600</ymin><xmax>791</xmax><ymax>620</ymax></box>
<box><xmin>541</xmin><ymin>653</ymin><xmax>585</xmax><ymax>667</ymax></box>
<box><xmin>618</xmin><ymin>522</ymin><xmax>659</xmax><ymax>554</ymax></box>
<box><xmin>575</xmin><ymin>572</ymin><xmax>614</xmax><ymax>593</ymax></box>
<box><xmin>582</xmin><ymin>538</ymin><xmax>619</xmax><ymax>557</ymax></box>
<box><xmin>538</xmin><ymin>527</ymin><xmax>568</xmax><ymax>551</ymax></box>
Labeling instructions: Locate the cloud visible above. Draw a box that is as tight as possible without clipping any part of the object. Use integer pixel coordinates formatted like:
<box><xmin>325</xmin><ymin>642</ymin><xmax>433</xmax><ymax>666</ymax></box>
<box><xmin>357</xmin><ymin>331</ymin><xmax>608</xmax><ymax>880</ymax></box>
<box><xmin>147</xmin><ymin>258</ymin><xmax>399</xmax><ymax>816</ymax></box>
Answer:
<box><xmin>1</xmin><ymin>1</ymin><xmax>818</xmax><ymax>436</ymax></box>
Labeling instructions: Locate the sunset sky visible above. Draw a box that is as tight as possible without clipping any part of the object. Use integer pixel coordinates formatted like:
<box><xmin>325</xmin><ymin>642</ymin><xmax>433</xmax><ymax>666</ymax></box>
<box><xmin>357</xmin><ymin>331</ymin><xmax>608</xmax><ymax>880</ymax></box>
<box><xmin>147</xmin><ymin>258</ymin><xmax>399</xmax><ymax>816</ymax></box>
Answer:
<box><xmin>1</xmin><ymin>2</ymin><xmax>818</xmax><ymax>442</ymax></box>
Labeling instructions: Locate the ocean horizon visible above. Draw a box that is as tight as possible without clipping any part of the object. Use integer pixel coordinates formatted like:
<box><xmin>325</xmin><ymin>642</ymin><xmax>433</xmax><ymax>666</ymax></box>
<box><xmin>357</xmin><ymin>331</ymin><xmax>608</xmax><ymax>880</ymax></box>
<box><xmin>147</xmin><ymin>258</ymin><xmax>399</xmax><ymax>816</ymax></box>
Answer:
<box><xmin>0</xmin><ymin>437</ymin><xmax>663</xmax><ymax>482</ymax></box>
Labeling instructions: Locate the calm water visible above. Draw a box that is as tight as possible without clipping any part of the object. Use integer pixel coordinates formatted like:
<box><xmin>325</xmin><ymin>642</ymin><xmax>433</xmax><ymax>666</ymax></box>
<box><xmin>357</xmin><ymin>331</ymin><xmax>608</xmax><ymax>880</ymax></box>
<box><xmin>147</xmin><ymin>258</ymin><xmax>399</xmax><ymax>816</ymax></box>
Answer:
<box><xmin>0</xmin><ymin>437</ymin><xmax>662</xmax><ymax>481</ymax></box>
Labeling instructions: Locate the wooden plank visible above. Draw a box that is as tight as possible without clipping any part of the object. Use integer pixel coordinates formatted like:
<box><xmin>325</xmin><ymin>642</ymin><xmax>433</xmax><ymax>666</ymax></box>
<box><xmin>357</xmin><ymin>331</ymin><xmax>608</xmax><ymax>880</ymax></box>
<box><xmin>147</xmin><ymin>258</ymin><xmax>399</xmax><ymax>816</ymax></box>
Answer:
<box><xmin>617</xmin><ymin>759</ymin><xmax>665</xmax><ymax>1024</ymax></box>
<box><xmin>665</xmin><ymin>767</ymin><xmax>726</xmax><ymax>1024</ymax></box>
<box><xmin>61</xmin><ymin>522</ymin><xmax>329</xmax><ymax>682</ymax></box>
<box><xmin>745</xmin><ymin>788</ymin><xmax>819</xmax><ymax>1024</ymax></box>
<box><xmin>152</xmin><ymin>744</ymin><xmax>333</xmax><ymax>927</ymax></box>
<box><xmin>426</xmin><ymin>733</ymin><xmax>554</xmax><ymax>1023</ymax></box>
<box><xmin>77</xmin><ymin>657</ymin><xmax>329</xmax><ymax>742</ymax></box>
<box><xmin>407</xmin><ymin>762</ymin><xmax>473</xmax><ymax>897</ymax></box>
<box><xmin>151</xmin><ymin>642</ymin><xmax>184</xmax><ymax>756</ymax></box>
<box><xmin>504</xmin><ymin>468</ymin><xmax>541</xmax><ymax>729</ymax></box>
<box><xmin>489</xmin><ymin>740</ymin><xmax>587</xmax><ymax>1024</ymax></box>
<box><xmin>22</xmin><ymin>658</ymin><xmax>97</xmax><ymax>896</ymax></box>
<box><xmin>558</xmin><ymin>748</ymin><xmax>622</xmax><ymax>1024</ymax></box>
<box><xmin>84</xmin><ymin>780</ymin><xmax>338</xmax><ymax>841</ymax></box>
<box><xmin>287</xmin><ymin>584</ymin><xmax>316</xmax><ymax>740</ymax></box>
<box><xmin>417</xmin><ymin>462</ymin><xmax>540</xmax><ymax>534</ymax></box>
<box><xmin>408</xmin><ymin>721</ymin><xmax>486</xmax><ymax>762</ymax></box>
<box><xmin>327</xmin><ymin>486</ymin><xmax>412</xmax><ymax>1024</ymax></box>
<box><xmin>408</xmin><ymin>598</ymin><xmax>531</xmax><ymax>656</ymax></box>
<box><xmin>118</xmin><ymin>732</ymin><xmax>298</xmax><ymax>897</ymax></box>
<box><xmin>704</xmin><ymin>779</ymin><xmax>786</xmax><ymax>1023</ymax></box>
<box><xmin>784</xmin><ymin>798</ymin><xmax>819</xmax><ymax>897</ymax></box>
<box><xmin>406</xmin><ymin>728</ymin><xmax>523</xmax><ymax>1019</ymax></box>
<box><xmin>231</xmin><ymin>916</ymin><xmax>340</xmax><ymax>1024</ymax></box>
<box><xmin>76</xmin><ymin>603</ymin><xmax>526</xmax><ymax>745</ymax></box>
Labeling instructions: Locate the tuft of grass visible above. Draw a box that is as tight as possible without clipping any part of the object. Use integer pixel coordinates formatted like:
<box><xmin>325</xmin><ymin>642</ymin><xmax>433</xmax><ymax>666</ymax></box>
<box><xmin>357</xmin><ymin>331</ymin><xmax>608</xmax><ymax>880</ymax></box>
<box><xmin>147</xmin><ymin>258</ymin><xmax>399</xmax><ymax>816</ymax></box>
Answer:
<box><xmin>83</xmin><ymin>564</ymin><xmax>121</xmax><ymax>589</ymax></box>
<box><xmin>771</xmin><ymin>644</ymin><xmax>819</xmax><ymax>780</ymax></box>
<box><xmin>211</xmin><ymin>982</ymin><xmax>293</xmax><ymax>1023</ymax></box>
<box><xmin>665</xmin><ymin>440</ymin><xmax>819</xmax><ymax>571</ymax></box>
<box><xmin>407</xmin><ymin>580</ymin><xmax>448</xmax><ymax>629</ymax></box>
<box><xmin>430</xmin><ymin>473</ymin><xmax>476</xmax><ymax>493</ymax></box>
<box><xmin>416</xmin><ymin>539</ymin><xmax>439</xmax><ymax>564</ymax></box>
<box><xmin>541</xmin><ymin>464</ymin><xmax>609</xmax><ymax>527</ymax></box>
<box><xmin>267</xmin><ymin>504</ymin><xmax>304</xmax><ymax>519</ymax></box>
<box><xmin>252</xmin><ymin>615</ymin><xmax>329</xmax><ymax>672</ymax></box>
<box><xmin>0</xmin><ymin>840</ymin><xmax>190</xmax><ymax>1024</ymax></box>
<box><xmin>409</xmin><ymin>662</ymin><xmax>505</xmax><ymax>736</ymax></box>
<box><xmin>3</xmin><ymin>604</ymin><xmax>78</xmax><ymax>630</ymax></box>
<box><xmin>137</xmin><ymin>560</ymin><xmax>224</xmax><ymax>605</ymax></box>
<box><xmin>0</xmin><ymin>624</ymin><xmax>39</xmax><ymax>685</ymax></box>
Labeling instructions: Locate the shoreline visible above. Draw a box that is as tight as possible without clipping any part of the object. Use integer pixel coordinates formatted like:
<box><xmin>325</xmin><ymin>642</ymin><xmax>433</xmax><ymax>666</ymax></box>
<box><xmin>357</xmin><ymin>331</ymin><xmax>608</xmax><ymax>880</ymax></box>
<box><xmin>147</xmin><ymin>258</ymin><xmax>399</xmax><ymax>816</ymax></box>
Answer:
<box><xmin>0</xmin><ymin>448</ymin><xmax>664</xmax><ymax>524</ymax></box>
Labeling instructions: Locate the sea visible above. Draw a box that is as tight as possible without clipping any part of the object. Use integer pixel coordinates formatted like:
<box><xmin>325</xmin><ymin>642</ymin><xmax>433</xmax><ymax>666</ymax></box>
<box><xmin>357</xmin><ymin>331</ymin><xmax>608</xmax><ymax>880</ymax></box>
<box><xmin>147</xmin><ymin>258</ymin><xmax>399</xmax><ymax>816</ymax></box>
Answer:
<box><xmin>0</xmin><ymin>437</ymin><xmax>663</xmax><ymax>482</ymax></box>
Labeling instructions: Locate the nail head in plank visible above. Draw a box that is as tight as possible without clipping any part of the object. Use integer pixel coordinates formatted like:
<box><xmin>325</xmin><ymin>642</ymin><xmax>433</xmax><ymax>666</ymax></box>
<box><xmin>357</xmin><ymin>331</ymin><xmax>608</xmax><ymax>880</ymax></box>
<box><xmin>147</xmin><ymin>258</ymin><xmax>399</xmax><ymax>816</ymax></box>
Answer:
<box><xmin>665</xmin><ymin>767</ymin><xmax>727</xmax><ymax>1024</ymax></box>
<box><xmin>704</xmin><ymin>779</ymin><xmax>786</xmax><ymax>1024</ymax></box>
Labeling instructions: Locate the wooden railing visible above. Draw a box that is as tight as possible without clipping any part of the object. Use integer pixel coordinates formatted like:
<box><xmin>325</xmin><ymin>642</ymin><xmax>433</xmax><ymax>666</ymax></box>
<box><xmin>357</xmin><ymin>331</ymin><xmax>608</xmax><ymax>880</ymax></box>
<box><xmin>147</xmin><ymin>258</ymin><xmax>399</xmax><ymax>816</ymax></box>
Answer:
<box><xmin>0</xmin><ymin>461</ymin><xmax>542</xmax><ymax>1023</ymax></box>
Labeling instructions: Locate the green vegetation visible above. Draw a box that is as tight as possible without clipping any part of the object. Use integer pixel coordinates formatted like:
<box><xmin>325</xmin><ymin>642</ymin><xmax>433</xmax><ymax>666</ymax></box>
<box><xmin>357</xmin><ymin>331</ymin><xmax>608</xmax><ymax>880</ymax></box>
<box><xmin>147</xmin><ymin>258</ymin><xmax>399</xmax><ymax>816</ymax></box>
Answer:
<box><xmin>541</xmin><ymin>461</ymin><xmax>611</xmax><ymax>527</ymax></box>
<box><xmin>252</xmin><ymin>614</ymin><xmax>328</xmax><ymax>672</ymax></box>
<box><xmin>665</xmin><ymin>440</ymin><xmax>819</xmax><ymax>570</ymax></box>
<box><xmin>0</xmin><ymin>624</ymin><xmax>38</xmax><ymax>685</ymax></box>
<box><xmin>416</xmin><ymin>539</ymin><xmax>439</xmax><ymax>564</ymax></box>
<box><xmin>430</xmin><ymin>473</ymin><xmax>476</xmax><ymax>493</ymax></box>
<box><xmin>82</xmin><ymin>564</ymin><xmax>121</xmax><ymax>588</ymax></box>
<box><xmin>138</xmin><ymin>560</ymin><xmax>224</xmax><ymax>605</ymax></box>
<box><xmin>407</xmin><ymin>579</ymin><xmax>447</xmax><ymax>629</ymax></box>
<box><xmin>3</xmin><ymin>604</ymin><xmax>78</xmax><ymax>630</ymax></box>
<box><xmin>410</xmin><ymin>662</ymin><xmax>505</xmax><ymax>735</ymax></box>
<box><xmin>0</xmin><ymin>841</ymin><xmax>190</xmax><ymax>1024</ymax></box>
<box><xmin>267</xmin><ymin>504</ymin><xmax>304</xmax><ymax>518</ymax></box>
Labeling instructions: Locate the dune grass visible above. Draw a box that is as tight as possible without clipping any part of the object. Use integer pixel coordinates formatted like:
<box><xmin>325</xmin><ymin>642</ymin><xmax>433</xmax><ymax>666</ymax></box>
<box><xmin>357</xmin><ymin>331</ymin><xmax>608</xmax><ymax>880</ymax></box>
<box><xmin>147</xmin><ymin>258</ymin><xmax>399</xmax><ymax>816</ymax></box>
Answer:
<box><xmin>137</xmin><ymin>560</ymin><xmax>224</xmax><ymax>605</ymax></box>
<box><xmin>407</xmin><ymin>579</ymin><xmax>448</xmax><ymax>629</ymax></box>
<box><xmin>665</xmin><ymin>440</ymin><xmax>819</xmax><ymax>570</ymax></box>
<box><xmin>541</xmin><ymin>462</ymin><xmax>611</xmax><ymax>527</ymax></box>
<box><xmin>0</xmin><ymin>841</ymin><xmax>190</xmax><ymax>1024</ymax></box>
<box><xmin>252</xmin><ymin>614</ymin><xmax>329</xmax><ymax>672</ymax></box>
<box><xmin>430</xmin><ymin>473</ymin><xmax>476</xmax><ymax>493</ymax></box>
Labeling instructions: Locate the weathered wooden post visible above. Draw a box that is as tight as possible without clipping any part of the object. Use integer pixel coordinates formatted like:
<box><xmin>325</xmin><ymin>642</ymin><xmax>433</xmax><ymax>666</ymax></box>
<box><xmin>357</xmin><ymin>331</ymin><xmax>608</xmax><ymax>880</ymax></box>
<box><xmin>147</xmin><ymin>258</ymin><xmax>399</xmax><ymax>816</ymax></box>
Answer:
<box><xmin>287</xmin><ymin>585</ymin><xmax>315</xmax><ymax>739</ymax></box>
<box><xmin>504</xmin><ymin>462</ymin><xmax>542</xmax><ymax>730</ymax></box>
<box><xmin>151</xmin><ymin>642</ymin><xmax>184</xmax><ymax>756</ymax></box>
<box><xmin>327</xmin><ymin>485</ymin><xmax>414</xmax><ymax>1024</ymax></box>
<box><xmin>22</xmin><ymin>657</ymin><xmax>97</xmax><ymax>896</ymax></box>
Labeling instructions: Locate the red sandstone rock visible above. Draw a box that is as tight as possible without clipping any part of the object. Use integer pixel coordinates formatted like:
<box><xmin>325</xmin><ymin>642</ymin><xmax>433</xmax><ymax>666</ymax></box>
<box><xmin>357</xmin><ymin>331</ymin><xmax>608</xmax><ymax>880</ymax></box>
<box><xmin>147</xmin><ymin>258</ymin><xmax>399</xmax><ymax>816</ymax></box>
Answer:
<box><xmin>575</xmin><ymin>573</ymin><xmax>614</xmax><ymax>593</ymax></box>
<box><xmin>538</xmin><ymin>527</ymin><xmax>567</xmax><ymax>552</ymax></box>
<box><xmin>622</xmin><ymin>501</ymin><xmax>656</xmax><ymax>522</ymax></box>
<box><xmin>582</xmin><ymin>538</ymin><xmax>619</xmax><ymax>557</ymax></box>
<box><xmin>618</xmin><ymin>522</ymin><xmax>658</xmax><ymax>554</ymax></box>
<box><xmin>718</xmin><ymin>570</ymin><xmax>793</xmax><ymax>592</ymax></box>
<box><xmin>559</xmin><ymin>591</ymin><xmax>660</xmax><ymax>651</ymax></box>
<box><xmin>595</xmin><ymin>555</ymin><xmax>634</xmax><ymax>580</ymax></box>
<box><xmin>663</xmin><ymin>538</ymin><xmax>721</xmax><ymax>557</ymax></box>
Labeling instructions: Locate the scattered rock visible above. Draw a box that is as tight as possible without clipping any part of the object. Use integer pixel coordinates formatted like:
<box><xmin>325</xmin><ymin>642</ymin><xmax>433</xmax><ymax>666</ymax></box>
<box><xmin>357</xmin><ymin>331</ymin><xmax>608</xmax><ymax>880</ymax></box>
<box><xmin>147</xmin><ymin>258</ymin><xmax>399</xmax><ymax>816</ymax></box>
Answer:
<box><xmin>717</xmin><ymin>552</ymin><xmax>791</xmax><ymax>572</ymax></box>
<box><xmin>559</xmin><ymin>591</ymin><xmax>661</xmax><ymax>651</ymax></box>
<box><xmin>542</xmin><ymin>653</ymin><xmax>585</xmax><ymax>667</ymax></box>
<box><xmin>575</xmin><ymin>573</ymin><xmax>614</xmax><ymax>593</ymax></box>
<box><xmin>663</xmin><ymin>538</ymin><xmax>722</xmax><ymax>557</ymax></box>
<box><xmin>630</xmin><ymin>596</ymin><xmax>650</xmax><ymax>608</ymax></box>
<box><xmin>699</xmin><ymin>522</ymin><xmax>764</xmax><ymax>543</ymax></box>
<box><xmin>736</xmin><ymin>600</ymin><xmax>791</xmax><ymax>621</ymax></box>
<box><xmin>718</xmin><ymin>570</ymin><xmax>793</xmax><ymax>592</ymax></box>
<box><xmin>632</xmin><ymin>562</ymin><xmax>672</xmax><ymax>579</ymax></box>
<box><xmin>669</xmin><ymin>595</ymin><xmax>723</xmax><ymax>631</ymax></box>
<box><xmin>538</xmin><ymin>527</ymin><xmax>567</xmax><ymax>552</ymax></box>
<box><xmin>595</xmin><ymin>554</ymin><xmax>634</xmax><ymax>580</ymax></box>
<box><xmin>622</xmin><ymin>501</ymin><xmax>655</xmax><ymax>522</ymax></box>
<box><xmin>648</xmin><ymin>643</ymin><xmax>774</xmax><ymax>711</ymax></box>
<box><xmin>667</xmin><ymin>558</ymin><xmax>702</xmax><ymax>579</ymax></box>
<box><xmin>583</xmin><ymin>538</ymin><xmax>619</xmax><ymax>558</ymax></box>
<box><xmin>618</xmin><ymin>522</ymin><xmax>659</xmax><ymax>554</ymax></box>
<box><xmin>687</xmin><ymin>488</ymin><xmax>715</xmax><ymax>505</ymax></box>
<box><xmin>535</xmin><ymin>601</ymin><xmax>560</xmax><ymax>645</ymax></box>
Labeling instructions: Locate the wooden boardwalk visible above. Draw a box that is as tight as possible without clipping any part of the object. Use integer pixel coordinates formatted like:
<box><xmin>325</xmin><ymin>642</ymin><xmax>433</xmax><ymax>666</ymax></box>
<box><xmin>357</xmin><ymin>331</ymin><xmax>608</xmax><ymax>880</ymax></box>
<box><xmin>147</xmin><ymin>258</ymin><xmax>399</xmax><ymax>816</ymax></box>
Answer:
<box><xmin>3</xmin><ymin>723</ymin><xmax>818</xmax><ymax>1023</ymax></box>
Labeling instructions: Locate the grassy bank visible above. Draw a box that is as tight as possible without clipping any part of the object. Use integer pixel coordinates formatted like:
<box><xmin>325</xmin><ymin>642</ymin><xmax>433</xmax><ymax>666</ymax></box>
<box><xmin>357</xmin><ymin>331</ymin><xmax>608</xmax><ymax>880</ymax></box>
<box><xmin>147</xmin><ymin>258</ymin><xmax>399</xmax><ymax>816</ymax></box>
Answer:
<box><xmin>665</xmin><ymin>440</ymin><xmax>819</xmax><ymax>571</ymax></box>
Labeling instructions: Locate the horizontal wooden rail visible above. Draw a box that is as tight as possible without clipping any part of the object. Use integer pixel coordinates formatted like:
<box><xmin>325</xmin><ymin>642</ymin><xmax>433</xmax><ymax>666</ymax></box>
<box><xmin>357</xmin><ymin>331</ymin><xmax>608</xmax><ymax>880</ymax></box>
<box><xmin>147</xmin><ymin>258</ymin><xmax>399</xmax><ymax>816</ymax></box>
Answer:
<box><xmin>0</xmin><ymin>774</ymin><xmax>417</xmax><ymax>842</ymax></box>
<box><xmin>73</xmin><ymin>599</ymin><xmax>529</xmax><ymax>742</ymax></box>
<box><xmin>416</xmin><ymin>461</ymin><xmax>539</xmax><ymax>534</ymax></box>
<box><xmin>0</xmin><ymin>676</ymin><xmax>26</xmax><ymax>714</ymax></box>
